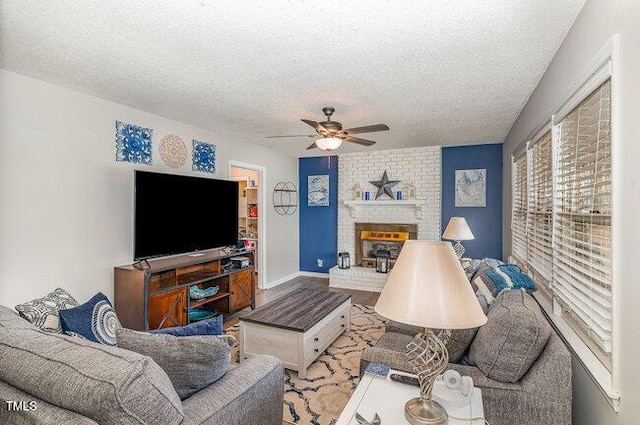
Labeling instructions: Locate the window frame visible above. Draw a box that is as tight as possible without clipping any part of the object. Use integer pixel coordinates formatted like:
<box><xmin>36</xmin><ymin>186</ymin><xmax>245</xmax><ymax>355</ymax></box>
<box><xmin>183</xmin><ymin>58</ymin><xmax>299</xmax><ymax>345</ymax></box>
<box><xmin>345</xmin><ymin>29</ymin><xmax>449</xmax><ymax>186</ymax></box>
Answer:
<box><xmin>551</xmin><ymin>78</ymin><xmax>612</xmax><ymax>360</ymax></box>
<box><xmin>509</xmin><ymin>35</ymin><xmax>620</xmax><ymax>410</ymax></box>
<box><xmin>526</xmin><ymin>128</ymin><xmax>554</xmax><ymax>293</ymax></box>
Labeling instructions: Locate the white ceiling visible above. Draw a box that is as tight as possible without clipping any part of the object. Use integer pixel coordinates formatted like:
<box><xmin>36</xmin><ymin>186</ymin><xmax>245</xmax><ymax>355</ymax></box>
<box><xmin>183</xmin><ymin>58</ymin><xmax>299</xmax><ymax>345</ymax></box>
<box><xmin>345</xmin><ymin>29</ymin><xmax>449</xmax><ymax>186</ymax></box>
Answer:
<box><xmin>0</xmin><ymin>0</ymin><xmax>585</xmax><ymax>157</ymax></box>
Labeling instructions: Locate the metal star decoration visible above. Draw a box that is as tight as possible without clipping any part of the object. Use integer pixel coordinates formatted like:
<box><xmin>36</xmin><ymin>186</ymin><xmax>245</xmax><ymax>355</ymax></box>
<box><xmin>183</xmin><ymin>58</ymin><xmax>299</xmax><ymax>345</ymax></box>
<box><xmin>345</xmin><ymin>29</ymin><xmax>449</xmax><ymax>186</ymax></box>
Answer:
<box><xmin>369</xmin><ymin>170</ymin><xmax>401</xmax><ymax>200</ymax></box>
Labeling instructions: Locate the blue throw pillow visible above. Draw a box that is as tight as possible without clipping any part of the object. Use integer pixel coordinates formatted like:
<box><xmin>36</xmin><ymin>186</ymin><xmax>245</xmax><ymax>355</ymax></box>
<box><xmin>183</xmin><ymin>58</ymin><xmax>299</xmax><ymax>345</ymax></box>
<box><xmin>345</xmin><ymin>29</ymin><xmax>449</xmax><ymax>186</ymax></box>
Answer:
<box><xmin>486</xmin><ymin>264</ymin><xmax>537</xmax><ymax>293</ymax></box>
<box><xmin>59</xmin><ymin>292</ymin><xmax>122</xmax><ymax>345</ymax></box>
<box><xmin>151</xmin><ymin>315</ymin><xmax>223</xmax><ymax>336</ymax></box>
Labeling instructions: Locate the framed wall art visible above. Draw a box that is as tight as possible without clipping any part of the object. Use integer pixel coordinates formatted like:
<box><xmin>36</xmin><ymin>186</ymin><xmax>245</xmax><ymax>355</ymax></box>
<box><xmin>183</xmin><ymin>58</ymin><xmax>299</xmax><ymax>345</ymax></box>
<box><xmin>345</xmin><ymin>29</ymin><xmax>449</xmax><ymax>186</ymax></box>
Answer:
<box><xmin>308</xmin><ymin>175</ymin><xmax>329</xmax><ymax>207</ymax></box>
<box><xmin>455</xmin><ymin>169</ymin><xmax>486</xmax><ymax>207</ymax></box>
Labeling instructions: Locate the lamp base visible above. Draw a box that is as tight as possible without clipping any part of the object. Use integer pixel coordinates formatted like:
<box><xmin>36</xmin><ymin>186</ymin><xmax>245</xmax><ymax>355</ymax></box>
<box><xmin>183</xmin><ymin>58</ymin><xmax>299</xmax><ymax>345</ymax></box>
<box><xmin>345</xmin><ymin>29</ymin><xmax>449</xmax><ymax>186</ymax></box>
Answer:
<box><xmin>404</xmin><ymin>397</ymin><xmax>448</xmax><ymax>425</ymax></box>
<box><xmin>404</xmin><ymin>329</ymin><xmax>450</xmax><ymax>424</ymax></box>
<box><xmin>452</xmin><ymin>241</ymin><xmax>465</xmax><ymax>259</ymax></box>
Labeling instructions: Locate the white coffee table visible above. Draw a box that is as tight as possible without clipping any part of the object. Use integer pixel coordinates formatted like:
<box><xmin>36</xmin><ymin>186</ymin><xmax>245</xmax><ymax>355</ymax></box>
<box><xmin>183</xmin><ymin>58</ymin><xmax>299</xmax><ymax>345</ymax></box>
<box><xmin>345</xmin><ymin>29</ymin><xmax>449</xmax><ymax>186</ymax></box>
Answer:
<box><xmin>239</xmin><ymin>288</ymin><xmax>351</xmax><ymax>379</ymax></box>
<box><xmin>336</xmin><ymin>370</ymin><xmax>485</xmax><ymax>425</ymax></box>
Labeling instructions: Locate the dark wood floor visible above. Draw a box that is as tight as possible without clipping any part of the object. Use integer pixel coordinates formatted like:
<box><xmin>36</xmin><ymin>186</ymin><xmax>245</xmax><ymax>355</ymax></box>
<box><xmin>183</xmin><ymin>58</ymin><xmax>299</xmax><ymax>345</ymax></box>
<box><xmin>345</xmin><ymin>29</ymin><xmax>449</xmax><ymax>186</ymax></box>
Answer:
<box><xmin>224</xmin><ymin>275</ymin><xmax>380</xmax><ymax>327</ymax></box>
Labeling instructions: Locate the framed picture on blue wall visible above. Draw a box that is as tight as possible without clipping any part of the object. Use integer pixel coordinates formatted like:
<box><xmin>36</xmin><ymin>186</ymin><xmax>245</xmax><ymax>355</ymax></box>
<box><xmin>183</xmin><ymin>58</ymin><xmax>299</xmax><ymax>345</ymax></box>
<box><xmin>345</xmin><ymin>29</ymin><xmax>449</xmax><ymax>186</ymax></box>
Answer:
<box><xmin>455</xmin><ymin>169</ymin><xmax>486</xmax><ymax>207</ymax></box>
<box><xmin>308</xmin><ymin>175</ymin><xmax>329</xmax><ymax>207</ymax></box>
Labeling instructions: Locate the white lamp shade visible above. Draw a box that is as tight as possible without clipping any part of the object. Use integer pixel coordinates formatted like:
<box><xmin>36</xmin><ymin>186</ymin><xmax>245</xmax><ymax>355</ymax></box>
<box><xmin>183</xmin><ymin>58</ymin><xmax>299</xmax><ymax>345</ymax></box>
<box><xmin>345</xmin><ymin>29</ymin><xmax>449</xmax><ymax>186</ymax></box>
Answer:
<box><xmin>374</xmin><ymin>240</ymin><xmax>487</xmax><ymax>329</ymax></box>
<box><xmin>442</xmin><ymin>217</ymin><xmax>475</xmax><ymax>241</ymax></box>
<box><xmin>316</xmin><ymin>137</ymin><xmax>343</xmax><ymax>151</ymax></box>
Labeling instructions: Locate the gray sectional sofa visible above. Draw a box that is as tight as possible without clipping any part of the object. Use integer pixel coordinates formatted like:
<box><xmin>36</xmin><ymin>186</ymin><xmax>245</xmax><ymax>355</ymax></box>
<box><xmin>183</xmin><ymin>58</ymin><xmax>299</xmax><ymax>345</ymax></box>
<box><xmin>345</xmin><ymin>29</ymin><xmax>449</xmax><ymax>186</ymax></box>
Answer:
<box><xmin>360</xmin><ymin>289</ymin><xmax>572</xmax><ymax>425</ymax></box>
<box><xmin>0</xmin><ymin>305</ymin><xmax>284</xmax><ymax>425</ymax></box>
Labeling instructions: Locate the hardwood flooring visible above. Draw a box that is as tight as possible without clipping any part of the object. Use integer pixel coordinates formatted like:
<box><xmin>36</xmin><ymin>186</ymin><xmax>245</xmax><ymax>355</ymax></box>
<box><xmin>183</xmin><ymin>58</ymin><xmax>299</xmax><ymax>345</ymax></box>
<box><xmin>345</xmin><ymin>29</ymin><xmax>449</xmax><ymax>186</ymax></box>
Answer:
<box><xmin>224</xmin><ymin>275</ymin><xmax>380</xmax><ymax>327</ymax></box>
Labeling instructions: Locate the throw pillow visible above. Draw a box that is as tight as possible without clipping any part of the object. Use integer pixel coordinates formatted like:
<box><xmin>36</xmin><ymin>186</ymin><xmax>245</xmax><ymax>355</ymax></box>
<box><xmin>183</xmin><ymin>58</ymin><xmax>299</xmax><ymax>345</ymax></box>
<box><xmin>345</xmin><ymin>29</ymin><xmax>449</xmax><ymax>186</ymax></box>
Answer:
<box><xmin>470</xmin><ymin>263</ymin><xmax>499</xmax><ymax>304</ymax></box>
<box><xmin>116</xmin><ymin>328</ymin><xmax>236</xmax><ymax>400</ymax></box>
<box><xmin>486</xmin><ymin>264</ymin><xmax>537</xmax><ymax>293</ymax></box>
<box><xmin>151</xmin><ymin>315</ymin><xmax>223</xmax><ymax>336</ymax></box>
<box><xmin>468</xmin><ymin>289</ymin><xmax>552</xmax><ymax>383</ymax></box>
<box><xmin>59</xmin><ymin>292</ymin><xmax>122</xmax><ymax>345</ymax></box>
<box><xmin>14</xmin><ymin>288</ymin><xmax>79</xmax><ymax>333</ymax></box>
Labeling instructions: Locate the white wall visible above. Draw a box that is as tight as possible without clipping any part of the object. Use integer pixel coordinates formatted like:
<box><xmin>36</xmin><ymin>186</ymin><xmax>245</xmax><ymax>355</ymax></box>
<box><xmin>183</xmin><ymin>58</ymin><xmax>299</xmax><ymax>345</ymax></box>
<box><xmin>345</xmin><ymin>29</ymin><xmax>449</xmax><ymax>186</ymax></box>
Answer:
<box><xmin>0</xmin><ymin>69</ymin><xmax>299</xmax><ymax>307</ymax></box>
<box><xmin>502</xmin><ymin>0</ymin><xmax>640</xmax><ymax>423</ymax></box>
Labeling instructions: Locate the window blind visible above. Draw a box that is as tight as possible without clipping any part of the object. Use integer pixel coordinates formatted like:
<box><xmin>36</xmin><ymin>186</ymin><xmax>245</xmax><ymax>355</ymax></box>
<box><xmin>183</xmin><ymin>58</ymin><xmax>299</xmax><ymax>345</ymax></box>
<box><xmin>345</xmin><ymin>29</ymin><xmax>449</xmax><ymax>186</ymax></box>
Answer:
<box><xmin>552</xmin><ymin>79</ymin><xmax>612</xmax><ymax>354</ymax></box>
<box><xmin>511</xmin><ymin>152</ymin><xmax>528</xmax><ymax>266</ymax></box>
<box><xmin>526</xmin><ymin>132</ymin><xmax>553</xmax><ymax>285</ymax></box>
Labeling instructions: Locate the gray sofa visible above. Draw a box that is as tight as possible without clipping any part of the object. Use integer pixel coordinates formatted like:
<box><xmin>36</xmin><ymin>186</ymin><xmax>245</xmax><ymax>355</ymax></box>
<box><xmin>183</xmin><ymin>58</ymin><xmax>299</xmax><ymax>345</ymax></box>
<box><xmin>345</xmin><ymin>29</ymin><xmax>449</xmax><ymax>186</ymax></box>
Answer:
<box><xmin>0</xmin><ymin>305</ymin><xmax>284</xmax><ymax>425</ymax></box>
<box><xmin>360</xmin><ymin>289</ymin><xmax>572</xmax><ymax>425</ymax></box>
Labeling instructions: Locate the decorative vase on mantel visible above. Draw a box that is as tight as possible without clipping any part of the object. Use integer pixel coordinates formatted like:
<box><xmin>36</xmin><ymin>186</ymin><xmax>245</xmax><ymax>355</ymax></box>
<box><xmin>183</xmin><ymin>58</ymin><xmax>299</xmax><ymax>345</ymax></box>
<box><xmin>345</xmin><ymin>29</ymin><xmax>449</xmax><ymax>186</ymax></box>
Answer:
<box><xmin>405</xmin><ymin>183</ymin><xmax>416</xmax><ymax>200</ymax></box>
<box><xmin>352</xmin><ymin>184</ymin><xmax>363</xmax><ymax>201</ymax></box>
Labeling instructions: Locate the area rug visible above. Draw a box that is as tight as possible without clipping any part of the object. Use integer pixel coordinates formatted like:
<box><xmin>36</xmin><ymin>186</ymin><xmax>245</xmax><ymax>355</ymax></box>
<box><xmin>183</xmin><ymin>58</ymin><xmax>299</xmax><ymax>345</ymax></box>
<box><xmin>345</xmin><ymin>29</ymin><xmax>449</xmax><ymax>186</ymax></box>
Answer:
<box><xmin>225</xmin><ymin>303</ymin><xmax>387</xmax><ymax>425</ymax></box>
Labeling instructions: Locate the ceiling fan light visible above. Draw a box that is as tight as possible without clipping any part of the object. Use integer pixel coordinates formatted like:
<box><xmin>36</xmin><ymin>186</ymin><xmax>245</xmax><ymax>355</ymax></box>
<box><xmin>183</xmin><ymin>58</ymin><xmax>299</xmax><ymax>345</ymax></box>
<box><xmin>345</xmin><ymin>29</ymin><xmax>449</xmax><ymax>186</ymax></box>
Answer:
<box><xmin>316</xmin><ymin>137</ymin><xmax>342</xmax><ymax>151</ymax></box>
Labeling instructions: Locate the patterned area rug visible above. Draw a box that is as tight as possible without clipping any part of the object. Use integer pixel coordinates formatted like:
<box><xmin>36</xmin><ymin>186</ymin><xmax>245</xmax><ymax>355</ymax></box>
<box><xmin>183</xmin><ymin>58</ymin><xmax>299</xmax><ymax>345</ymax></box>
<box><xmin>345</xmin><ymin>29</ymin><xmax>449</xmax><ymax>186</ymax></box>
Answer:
<box><xmin>225</xmin><ymin>304</ymin><xmax>386</xmax><ymax>425</ymax></box>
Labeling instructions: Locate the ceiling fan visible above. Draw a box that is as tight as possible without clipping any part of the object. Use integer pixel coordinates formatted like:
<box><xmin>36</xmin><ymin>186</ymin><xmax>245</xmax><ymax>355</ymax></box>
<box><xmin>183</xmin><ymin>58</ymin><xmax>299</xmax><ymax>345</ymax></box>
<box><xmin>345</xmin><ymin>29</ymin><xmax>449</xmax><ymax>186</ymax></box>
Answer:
<box><xmin>266</xmin><ymin>107</ymin><xmax>390</xmax><ymax>151</ymax></box>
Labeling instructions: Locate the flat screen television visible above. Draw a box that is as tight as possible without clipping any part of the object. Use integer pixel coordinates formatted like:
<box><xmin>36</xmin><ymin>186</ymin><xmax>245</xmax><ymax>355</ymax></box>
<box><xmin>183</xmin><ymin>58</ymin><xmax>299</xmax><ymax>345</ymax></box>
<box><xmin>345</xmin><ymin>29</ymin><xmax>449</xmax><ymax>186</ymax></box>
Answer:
<box><xmin>134</xmin><ymin>170</ymin><xmax>239</xmax><ymax>260</ymax></box>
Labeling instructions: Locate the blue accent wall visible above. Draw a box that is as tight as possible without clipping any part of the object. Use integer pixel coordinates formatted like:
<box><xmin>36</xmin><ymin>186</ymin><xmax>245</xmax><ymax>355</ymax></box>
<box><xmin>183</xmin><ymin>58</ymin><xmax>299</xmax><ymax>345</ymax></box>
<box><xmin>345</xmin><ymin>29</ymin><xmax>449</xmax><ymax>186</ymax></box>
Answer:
<box><xmin>441</xmin><ymin>144</ymin><xmax>503</xmax><ymax>260</ymax></box>
<box><xmin>299</xmin><ymin>156</ymin><xmax>339</xmax><ymax>272</ymax></box>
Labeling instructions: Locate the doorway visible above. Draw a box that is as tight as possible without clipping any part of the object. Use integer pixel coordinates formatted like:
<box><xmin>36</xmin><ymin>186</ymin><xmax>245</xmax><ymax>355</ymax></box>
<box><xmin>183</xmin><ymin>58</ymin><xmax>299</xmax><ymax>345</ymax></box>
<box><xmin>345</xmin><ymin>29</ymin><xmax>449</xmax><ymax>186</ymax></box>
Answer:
<box><xmin>229</xmin><ymin>161</ymin><xmax>266</xmax><ymax>289</ymax></box>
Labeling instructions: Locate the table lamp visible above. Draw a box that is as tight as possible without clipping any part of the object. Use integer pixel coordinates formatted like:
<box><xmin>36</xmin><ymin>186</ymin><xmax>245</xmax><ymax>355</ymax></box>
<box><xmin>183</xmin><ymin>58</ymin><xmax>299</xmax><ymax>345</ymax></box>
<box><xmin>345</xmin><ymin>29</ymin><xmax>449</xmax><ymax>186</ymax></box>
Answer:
<box><xmin>374</xmin><ymin>240</ymin><xmax>487</xmax><ymax>425</ymax></box>
<box><xmin>442</xmin><ymin>217</ymin><xmax>475</xmax><ymax>259</ymax></box>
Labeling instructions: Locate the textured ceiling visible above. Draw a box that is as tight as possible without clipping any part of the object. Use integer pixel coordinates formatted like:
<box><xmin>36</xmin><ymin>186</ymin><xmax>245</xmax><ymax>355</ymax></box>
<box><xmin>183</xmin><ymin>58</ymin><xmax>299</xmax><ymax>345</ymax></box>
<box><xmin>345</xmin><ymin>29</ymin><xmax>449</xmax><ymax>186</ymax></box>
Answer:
<box><xmin>0</xmin><ymin>0</ymin><xmax>585</xmax><ymax>157</ymax></box>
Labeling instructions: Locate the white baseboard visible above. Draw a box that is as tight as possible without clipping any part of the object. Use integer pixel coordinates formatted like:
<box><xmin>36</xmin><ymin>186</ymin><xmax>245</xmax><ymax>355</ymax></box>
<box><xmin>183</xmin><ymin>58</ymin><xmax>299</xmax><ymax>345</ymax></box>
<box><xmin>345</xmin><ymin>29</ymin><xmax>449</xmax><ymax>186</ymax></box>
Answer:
<box><xmin>263</xmin><ymin>270</ymin><xmax>330</xmax><ymax>289</ymax></box>
<box><xmin>264</xmin><ymin>272</ymin><xmax>301</xmax><ymax>289</ymax></box>
<box><xmin>297</xmin><ymin>271</ymin><xmax>330</xmax><ymax>278</ymax></box>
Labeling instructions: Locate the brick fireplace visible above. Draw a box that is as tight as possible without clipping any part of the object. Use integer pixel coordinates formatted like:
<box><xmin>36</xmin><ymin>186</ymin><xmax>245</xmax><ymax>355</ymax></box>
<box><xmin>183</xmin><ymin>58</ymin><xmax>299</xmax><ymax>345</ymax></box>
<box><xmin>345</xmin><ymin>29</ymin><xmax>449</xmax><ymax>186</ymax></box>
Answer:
<box><xmin>329</xmin><ymin>146</ymin><xmax>442</xmax><ymax>292</ymax></box>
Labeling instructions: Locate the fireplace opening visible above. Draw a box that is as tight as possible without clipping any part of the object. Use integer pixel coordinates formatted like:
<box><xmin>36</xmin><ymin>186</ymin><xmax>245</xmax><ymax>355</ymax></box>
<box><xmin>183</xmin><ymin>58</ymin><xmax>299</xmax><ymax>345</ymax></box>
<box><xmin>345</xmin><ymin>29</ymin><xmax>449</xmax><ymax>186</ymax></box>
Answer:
<box><xmin>355</xmin><ymin>223</ymin><xmax>418</xmax><ymax>268</ymax></box>
<box><xmin>360</xmin><ymin>231</ymin><xmax>409</xmax><ymax>268</ymax></box>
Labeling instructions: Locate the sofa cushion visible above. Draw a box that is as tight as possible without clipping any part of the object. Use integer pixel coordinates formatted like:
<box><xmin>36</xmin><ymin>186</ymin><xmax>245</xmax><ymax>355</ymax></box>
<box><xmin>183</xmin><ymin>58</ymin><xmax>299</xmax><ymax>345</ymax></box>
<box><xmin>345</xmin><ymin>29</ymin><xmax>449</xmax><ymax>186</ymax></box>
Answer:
<box><xmin>14</xmin><ymin>288</ymin><xmax>79</xmax><ymax>333</ymax></box>
<box><xmin>0</xmin><ymin>305</ymin><xmax>38</xmax><ymax>330</ymax></box>
<box><xmin>440</xmin><ymin>328</ymin><xmax>479</xmax><ymax>363</ymax></box>
<box><xmin>384</xmin><ymin>321</ymin><xmax>474</xmax><ymax>363</ymax></box>
<box><xmin>469</xmin><ymin>289</ymin><xmax>551</xmax><ymax>383</ymax></box>
<box><xmin>151</xmin><ymin>314</ymin><xmax>223</xmax><ymax>336</ymax></box>
<box><xmin>116</xmin><ymin>328</ymin><xmax>235</xmax><ymax>400</ymax></box>
<box><xmin>0</xmin><ymin>380</ymin><xmax>99</xmax><ymax>424</ymax></box>
<box><xmin>59</xmin><ymin>292</ymin><xmax>122</xmax><ymax>345</ymax></box>
<box><xmin>386</xmin><ymin>318</ymin><xmax>482</xmax><ymax>363</ymax></box>
<box><xmin>385</xmin><ymin>320</ymin><xmax>422</xmax><ymax>336</ymax></box>
<box><xmin>0</xmin><ymin>327</ymin><xmax>184</xmax><ymax>424</ymax></box>
<box><xmin>359</xmin><ymin>331</ymin><xmax>415</xmax><ymax>374</ymax></box>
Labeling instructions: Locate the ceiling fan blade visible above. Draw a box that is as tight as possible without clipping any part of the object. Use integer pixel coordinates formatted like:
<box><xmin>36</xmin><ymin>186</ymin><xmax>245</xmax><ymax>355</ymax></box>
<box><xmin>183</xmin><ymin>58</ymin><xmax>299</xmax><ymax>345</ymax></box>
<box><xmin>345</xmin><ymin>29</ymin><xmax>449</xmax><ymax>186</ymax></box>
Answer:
<box><xmin>306</xmin><ymin>142</ymin><xmax>318</xmax><ymax>150</ymax></box>
<box><xmin>301</xmin><ymin>119</ymin><xmax>330</xmax><ymax>135</ymax></box>
<box><xmin>343</xmin><ymin>136</ymin><xmax>376</xmax><ymax>146</ymax></box>
<box><xmin>265</xmin><ymin>134</ymin><xmax>316</xmax><ymax>138</ymax></box>
<box><xmin>340</xmin><ymin>124</ymin><xmax>389</xmax><ymax>135</ymax></box>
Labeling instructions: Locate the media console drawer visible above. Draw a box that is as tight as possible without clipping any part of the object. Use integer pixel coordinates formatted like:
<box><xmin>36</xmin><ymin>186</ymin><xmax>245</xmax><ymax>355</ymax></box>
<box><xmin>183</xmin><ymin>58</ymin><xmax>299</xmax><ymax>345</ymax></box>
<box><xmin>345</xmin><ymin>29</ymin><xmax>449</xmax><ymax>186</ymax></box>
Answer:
<box><xmin>240</xmin><ymin>290</ymin><xmax>351</xmax><ymax>379</ymax></box>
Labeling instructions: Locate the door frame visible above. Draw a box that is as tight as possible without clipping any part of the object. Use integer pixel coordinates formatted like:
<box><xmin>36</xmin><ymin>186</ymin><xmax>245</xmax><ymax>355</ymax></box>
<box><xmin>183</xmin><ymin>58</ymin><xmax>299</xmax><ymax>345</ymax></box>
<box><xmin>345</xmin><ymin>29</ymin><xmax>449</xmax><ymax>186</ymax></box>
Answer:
<box><xmin>229</xmin><ymin>160</ymin><xmax>267</xmax><ymax>290</ymax></box>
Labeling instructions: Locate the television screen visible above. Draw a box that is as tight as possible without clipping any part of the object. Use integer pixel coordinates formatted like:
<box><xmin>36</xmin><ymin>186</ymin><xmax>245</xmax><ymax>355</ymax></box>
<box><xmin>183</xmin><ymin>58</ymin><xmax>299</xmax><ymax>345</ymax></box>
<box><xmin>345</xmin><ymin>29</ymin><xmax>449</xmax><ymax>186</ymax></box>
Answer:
<box><xmin>134</xmin><ymin>171</ymin><xmax>239</xmax><ymax>260</ymax></box>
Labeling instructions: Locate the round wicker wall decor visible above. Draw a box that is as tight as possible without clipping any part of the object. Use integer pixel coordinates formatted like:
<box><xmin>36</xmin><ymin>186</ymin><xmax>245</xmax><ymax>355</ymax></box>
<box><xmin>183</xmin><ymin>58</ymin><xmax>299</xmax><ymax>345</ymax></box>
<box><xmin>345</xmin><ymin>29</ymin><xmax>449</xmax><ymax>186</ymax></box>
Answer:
<box><xmin>159</xmin><ymin>134</ymin><xmax>188</xmax><ymax>168</ymax></box>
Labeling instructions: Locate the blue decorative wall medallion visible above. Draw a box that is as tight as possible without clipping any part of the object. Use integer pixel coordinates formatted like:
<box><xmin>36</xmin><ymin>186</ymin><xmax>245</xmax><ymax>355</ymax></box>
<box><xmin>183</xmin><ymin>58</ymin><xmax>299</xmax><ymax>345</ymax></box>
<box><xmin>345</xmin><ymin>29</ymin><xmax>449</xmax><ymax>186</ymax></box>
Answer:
<box><xmin>192</xmin><ymin>140</ymin><xmax>216</xmax><ymax>173</ymax></box>
<box><xmin>115</xmin><ymin>121</ymin><xmax>153</xmax><ymax>164</ymax></box>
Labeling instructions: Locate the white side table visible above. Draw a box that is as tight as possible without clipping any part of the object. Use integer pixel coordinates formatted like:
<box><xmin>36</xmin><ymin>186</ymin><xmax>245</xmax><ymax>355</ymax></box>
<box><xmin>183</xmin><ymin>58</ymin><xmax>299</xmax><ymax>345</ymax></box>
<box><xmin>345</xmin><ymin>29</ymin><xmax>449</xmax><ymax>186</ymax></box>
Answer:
<box><xmin>336</xmin><ymin>370</ymin><xmax>485</xmax><ymax>425</ymax></box>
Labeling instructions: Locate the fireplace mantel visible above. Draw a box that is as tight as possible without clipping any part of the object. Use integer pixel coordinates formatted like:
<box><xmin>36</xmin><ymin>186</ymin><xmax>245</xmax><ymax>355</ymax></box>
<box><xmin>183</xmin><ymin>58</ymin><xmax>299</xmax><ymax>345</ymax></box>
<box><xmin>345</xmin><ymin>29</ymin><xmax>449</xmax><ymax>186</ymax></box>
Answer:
<box><xmin>343</xmin><ymin>200</ymin><xmax>425</xmax><ymax>219</ymax></box>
